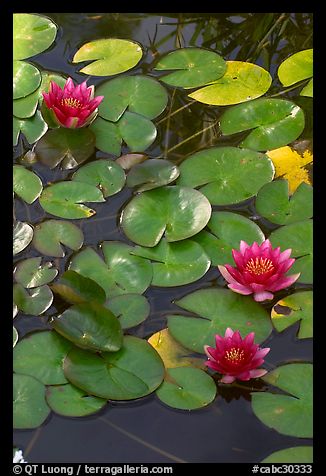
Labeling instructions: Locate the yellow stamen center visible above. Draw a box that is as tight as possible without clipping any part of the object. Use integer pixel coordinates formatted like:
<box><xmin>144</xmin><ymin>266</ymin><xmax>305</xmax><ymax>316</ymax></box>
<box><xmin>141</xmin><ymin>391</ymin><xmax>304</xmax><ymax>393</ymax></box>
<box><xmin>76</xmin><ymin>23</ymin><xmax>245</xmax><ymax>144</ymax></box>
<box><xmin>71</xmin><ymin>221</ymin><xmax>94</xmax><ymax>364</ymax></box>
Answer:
<box><xmin>245</xmin><ymin>257</ymin><xmax>274</xmax><ymax>276</ymax></box>
<box><xmin>61</xmin><ymin>97</ymin><xmax>82</xmax><ymax>108</ymax></box>
<box><xmin>225</xmin><ymin>347</ymin><xmax>245</xmax><ymax>362</ymax></box>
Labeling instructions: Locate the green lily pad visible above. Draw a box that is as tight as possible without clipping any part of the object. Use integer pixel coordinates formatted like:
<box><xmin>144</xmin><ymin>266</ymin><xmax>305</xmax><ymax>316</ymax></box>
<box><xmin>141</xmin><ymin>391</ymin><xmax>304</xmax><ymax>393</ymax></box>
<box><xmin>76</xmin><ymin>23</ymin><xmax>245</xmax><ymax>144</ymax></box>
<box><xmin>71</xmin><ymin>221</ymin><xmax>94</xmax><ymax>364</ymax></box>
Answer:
<box><xmin>189</xmin><ymin>61</ymin><xmax>272</xmax><ymax>105</ymax></box>
<box><xmin>255</xmin><ymin>180</ymin><xmax>313</xmax><ymax>225</ymax></box>
<box><xmin>156</xmin><ymin>367</ymin><xmax>217</xmax><ymax>410</ymax></box>
<box><xmin>69</xmin><ymin>242</ymin><xmax>153</xmax><ymax>299</ymax></box>
<box><xmin>301</xmin><ymin>78</ymin><xmax>313</xmax><ymax>98</ymax></box>
<box><xmin>13</xmin><ymin>374</ymin><xmax>50</xmax><ymax>429</ymax></box>
<box><xmin>105</xmin><ymin>294</ymin><xmax>150</xmax><ymax>329</ymax></box>
<box><xmin>46</xmin><ymin>383</ymin><xmax>107</xmax><ymax>417</ymax></box>
<box><xmin>35</xmin><ymin>128</ymin><xmax>96</xmax><ymax>170</ymax></box>
<box><xmin>13</xmin><ymin>13</ymin><xmax>57</xmax><ymax>60</ymax></box>
<box><xmin>51</xmin><ymin>270</ymin><xmax>106</xmax><ymax>305</ymax></box>
<box><xmin>116</xmin><ymin>153</ymin><xmax>148</xmax><ymax>170</ymax></box>
<box><xmin>32</xmin><ymin>220</ymin><xmax>84</xmax><ymax>257</ymax></box>
<box><xmin>13</xmin><ymin>165</ymin><xmax>43</xmax><ymax>204</ymax></box>
<box><xmin>132</xmin><ymin>238</ymin><xmax>210</xmax><ymax>287</ymax></box>
<box><xmin>269</xmin><ymin>220</ymin><xmax>312</xmax><ymax>284</ymax></box>
<box><xmin>73</xmin><ymin>38</ymin><xmax>143</xmax><ymax>76</ymax></box>
<box><xmin>13</xmin><ymin>60</ymin><xmax>41</xmax><ymax>99</ymax></box>
<box><xmin>193</xmin><ymin>211</ymin><xmax>265</xmax><ymax>266</ymax></box>
<box><xmin>13</xmin><ymin>284</ymin><xmax>53</xmax><ymax>316</ymax></box>
<box><xmin>14</xmin><ymin>257</ymin><xmax>58</xmax><ymax>288</ymax></box>
<box><xmin>168</xmin><ymin>288</ymin><xmax>272</xmax><ymax>353</ymax></box>
<box><xmin>72</xmin><ymin>159</ymin><xmax>125</xmax><ymax>197</ymax></box>
<box><xmin>64</xmin><ymin>335</ymin><xmax>165</xmax><ymax>400</ymax></box>
<box><xmin>13</xmin><ymin>327</ymin><xmax>19</xmax><ymax>348</ymax></box>
<box><xmin>13</xmin><ymin>221</ymin><xmax>33</xmax><ymax>255</ymax></box>
<box><xmin>220</xmin><ymin>98</ymin><xmax>305</xmax><ymax>151</ymax></box>
<box><xmin>177</xmin><ymin>147</ymin><xmax>274</xmax><ymax>205</ymax></box>
<box><xmin>251</xmin><ymin>363</ymin><xmax>313</xmax><ymax>438</ymax></box>
<box><xmin>39</xmin><ymin>181</ymin><xmax>105</xmax><ymax>219</ymax></box>
<box><xmin>13</xmin><ymin>330</ymin><xmax>72</xmax><ymax>385</ymax></box>
<box><xmin>278</xmin><ymin>49</ymin><xmax>313</xmax><ymax>94</ymax></box>
<box><xmin>13</xmin><ymin>111</ymin><xmax>48</xmax><ymax>146</ymax></box>
<box><xmin>262</xmin><ymin>446</ymin><xmax>313</xmax><ymax>463</ymax></box>
<box><xmin>53</xmin><ymin>302</ymin><xmax>123</xmax><ymax>352</ymax></box>
<box><xmin>121</xmin><ymin>185</ymin><xmax>211</xmax><ymax>247</ymax></box>
<box><xmin>154</xmin><ymin>47</ymin><xmax>226</xmax><ymax>89</ymax></box>
<box><xmin>90</xmin><ymin>113</ymin><xmax>157</xmax><ymax>156</ymax></box>
<box><xmin>271</xmin><ymin>291</ymin><xmax>313</xmax><ymax>339</ymax></box>
<box><xmin>97</xmin><ymin>75</ymin><xmax>168</xmax><ymax>121</ymax></box>
<box><xmin>126</xmin><ymin>159</ymin><xmax>180</xmax><ymax>192</ymax></box>
<box><xmin>148</xmin><ymin>328</ymin><xmax>205</xmax><ymax>370</ymax></box>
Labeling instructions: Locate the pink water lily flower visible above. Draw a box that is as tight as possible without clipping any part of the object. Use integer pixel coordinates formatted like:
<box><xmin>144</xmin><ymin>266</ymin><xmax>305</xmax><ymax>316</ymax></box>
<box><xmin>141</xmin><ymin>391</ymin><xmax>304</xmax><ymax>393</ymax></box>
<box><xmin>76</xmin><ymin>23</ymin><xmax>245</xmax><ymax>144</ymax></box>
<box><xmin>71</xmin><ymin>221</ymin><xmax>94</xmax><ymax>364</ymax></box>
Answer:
<box><xmin>218</xmin><ymin>239</ymin><xmax>300</xmax><ymax>302</ymax></box>
<box><xmin>42</xmin><ymin>77</ymin><xmax>104</xmax><ymax>128</ymax></box>
<box><xmin>204</xmin><ymin>328</ymin><xmax>270</xmax><ymax>384</ymax></box>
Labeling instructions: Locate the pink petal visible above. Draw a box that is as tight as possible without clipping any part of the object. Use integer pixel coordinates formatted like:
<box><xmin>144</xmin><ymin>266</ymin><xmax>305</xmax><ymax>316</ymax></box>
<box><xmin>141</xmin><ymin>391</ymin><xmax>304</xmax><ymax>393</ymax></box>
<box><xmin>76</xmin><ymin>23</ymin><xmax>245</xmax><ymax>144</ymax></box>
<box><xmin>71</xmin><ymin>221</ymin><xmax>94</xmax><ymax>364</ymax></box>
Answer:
<box><xmin>231</xmin><ymin>330</ymin><xmax>242</xmax><ymax>347</ymax></box>
<box><xmin>220</xmin><ymin>375</ymin><xmax>236</xmax><ymax>384</ymax></box>
<box><xmin>204</xmin><ymin>345</ymin><xmax>216</xmax><ymax>360</ymax></box>
<box><xmin>260</xmin><ymin>239</ymin><xmax>272</xmax><ymax>251</ymax></box>
<box><xmin>88</xmin><ymin>96</ymin><xmax>104</xmax><ymax>111</ymax></box>
<box><xmin>65</xmin><ymin>116</ymin><xmax>80</xmax><ymax>128</ymax></box>
<box><xmin>205</xmin><ymin>360</ymin><xmax>223</xmax><ymax>373</ymax></box>
<box><xmin>271</xmin><ymin>246</ymin><xmax>281</xmax><ymax>260</ymax></box>
<box><xmin>251</xmin><ymin>242</ymin><xmax>261</xmax><ymax>257</ymax></box>
<box><xmin>225</xmin><ymin>328</ymin><xmax>234</xmax><ymax>339</ymax></box>
<box><xmin>277</xmin><ymin>258</ymin><xmax>295</xmax><ymax>274</ymax></box>
<box><xmin>235</xmin><ymin>371</ymin><xmax>251</xmax><ymax>381</ymax></box>
<box><xmin>52</xmin><ymin>106</ymin><xmax>67</xmax><ymax>124</ymax></box>
<box><xmin>87</xmin><ymin>84</ymin><xmax>95</xmax><ymax>101</ymax></box>
<box><xmin>278</xmin><ymin>248</ymin><xmax>292</xmax><ymax>263</ymax></box>
<box><xmin>240</xmin><ymin>240</ymin><xmax>250</xmax><ymax>255</ymax></box>
<box><xmin>250</xmin><ymin>283</ymin><xmax>267</xmax><ymax>292</ymax></box>
<box><xmin>218</xmin><ymin>265</ymin><xmax>242</xmax><ymax>285</ymax></box>
<box><xmin>249</xmin><ymin>368</ymin><xmax>268</xmax><ymax>379</ymax></box>
<box><xmin>255</xmin><ymin>347</ymin><xmax>270</xmax><ymax>359</ymax></box>
<box><xmin>228</xmin><ymin>283</ymin><xmax>253</xmax><ymax>295</ymax></box>
<box><xmin>42</xmin><ymin>92</ymin><xmax>52</xmax><ymax>108</ymax></box>
<box><xmin>268</xmin><ymin>273</ymin><xmax>300</xmax><ymax>292</ymax></box>
<box><xmin>232</xmin><ymin>249</ymin><xmax>245</xmax><ymax>268</ymax></box>
<box><xmin>243</xmin><ymin>332</ymin><xmax>255</xmax><ymax>347</ymax></box>
<box><xmin>64</xmin><ymin>77</ymin><xmax>75</xmax><ymax>93</ymax></box>
<box><xmin>253</xmin><ymin>291</ymin><xmax>274</xmax><ymax>302</ymax></box>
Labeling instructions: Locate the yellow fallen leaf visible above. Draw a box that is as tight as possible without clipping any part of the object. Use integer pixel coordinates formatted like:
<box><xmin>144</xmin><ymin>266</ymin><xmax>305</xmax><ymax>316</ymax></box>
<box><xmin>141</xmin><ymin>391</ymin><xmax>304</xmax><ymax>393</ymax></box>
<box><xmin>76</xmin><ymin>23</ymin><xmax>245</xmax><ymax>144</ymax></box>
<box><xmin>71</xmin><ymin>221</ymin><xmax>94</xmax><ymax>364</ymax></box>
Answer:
<box><xmin>266</xmin><ymin>146</ymin><xmax>313</xmax><ymax>194</ymax></box>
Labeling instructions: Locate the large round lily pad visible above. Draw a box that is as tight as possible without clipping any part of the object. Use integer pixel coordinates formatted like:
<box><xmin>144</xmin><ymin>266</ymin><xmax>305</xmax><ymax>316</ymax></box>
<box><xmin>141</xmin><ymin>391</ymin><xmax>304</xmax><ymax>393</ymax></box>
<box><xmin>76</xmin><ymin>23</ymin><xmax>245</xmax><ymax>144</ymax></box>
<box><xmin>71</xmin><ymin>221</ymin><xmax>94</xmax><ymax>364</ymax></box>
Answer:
<box><xmin>51</xmin><ymin>270</ymin><xmax>106</xmax><ymax>305</ymax></box>
<box><xmin>13</xmin><ymin>165</ymin><xmax>43</xmax><ymax>204</ymax></box>
<box><xmin>177</xmin><ymin>147</ymin><xmax>274</xmax><ymax>205</ymax></box>
<box><xmin>13</xmin><ymin>330</ymin><xmax>72</xmax><ymax>385</ymax></box>
<box><xmin>251</xmin><ymin>363</ymin><xmax>313</xmax><ymax>438</ymax></box>
<box><xmin>13</xmin><ymin>60</ymin><xmax>41</xmax><ymax>99</ymax></box>
<box><xmin>126</xmin><ymin>159</ymin><xmax>180</xmax><ymax>192</ymax></box>
<box><xmin>97</xmin><ymin>75</ymin><xmax>168</xmax><ymax>121</ymax></box>
<box><xmin>154</xmin><ymin>48</ymin><xmax>226</xmax><ymax>88</ymax></box>
<box><xmin>131</xmin><ymin>238</ymin><xmax>210</xmax><ymax>286</ymax></box>
<box><xmin>13</xmin><ymin>221</ymin><xmax>33</xmax><ymax>255</ymax></box>
<box><xmin>278</xmin><ymin>49</ymin><xmax>313</xmax><ymax>87</ymax></box>
<box><xmin>35</xmin><ymin>128</ymin><xmax>96</xmax><ymax>170</ymax></box>
<box><xmin>69</xmin><ymin>242</ymin><xmax>153</xmax><ymax>299</ymax></box>
<box><xmin>14</xmin><ymin>257</ymin><xmax>58</xmax><ymax>288</ymax></box>
<box><xmin>189</xmin><ymin>61</ymin><xmax>272</xmax><ymax>105</ymax></box>
<box><xmin>13</xmin><ymin>374</ymin><xmax>50</xmax><ymax>429</ymax></box>
<box><xmin>168</xmin><ymin>288</ymin><xmax>272</xmax><ymax>353</ymax></box>
<box><xmin>269</xmin><ymin>219</ymin><xmax>312</xmax><ymax>284</ymax></box>
<box><xmin>105</xmin><ymin>294</ymin><xmax>150</xmax><ymax>329</ymax></box>
<box><xmin>53</xmin><ymin>302</ymin><xmax>123</xmax><ymax>352</ymax></box>
<box><xmin>13</xmin><ymin>111</ymin><xmax>48</xmax><ymax>146</ymax></box>
<box><xmin>72</xmin><ymin>159</ymin><xmax>125</xmax><ymax>197</ymax></box>
<box><xmin>220</xmin><ymin>98</ymin><xmax>305</xmax><ymax>151</ymax></box>
<box><xmin>32</xmin><ymin>220</ymin><xmax>84</xmax><ymax>258</ymax></box>
<box><xmin>13</xmin><ymin>284</ymin><xmax>53</xmax><ymax>316</ymax></box>
<box><xmin>64</xmin><ymin>336</ymin><xmax>165</xmax><ymax>400</ymax></box>
<box><xmin>193</xmin><ymin>211</ymin><xmax>265</xmax><ymax>266</ymax></box>
<box><xmin>262</xmin><ymin>446</ymin><xmax>313</xmax><ymax>463</ymax></box>
<box><xmin>46</xmin><ymin>383</ymin><xmax>107</xmax><ymax>417</ymax></box>
<box><xmin>13</xmin><ymin>13</ymin><xmax>57</xmax><ymax>60</ymax></box>
<box><xmin>73</xmin><ymin>39</ymin><xmax>143</xmax><ymax>76</ymax></box>
<box><xmin>121</xmin><ymin>185</ymin><xmax>211</xmax><ymax>247</ymax></box>
<box><xmin>39</xmin><ymin>181</ymin><xmax>105</xmax><ymax>219</ymax></box>
<box><xmin>271</xmin><ymin>291</ymin><xmax>313</xmax><ymax>339</ymax></box>
<box><xmin>156</xmin><ymin>367</ymin><xmax>217</xmax><ymax>410</ymax></box>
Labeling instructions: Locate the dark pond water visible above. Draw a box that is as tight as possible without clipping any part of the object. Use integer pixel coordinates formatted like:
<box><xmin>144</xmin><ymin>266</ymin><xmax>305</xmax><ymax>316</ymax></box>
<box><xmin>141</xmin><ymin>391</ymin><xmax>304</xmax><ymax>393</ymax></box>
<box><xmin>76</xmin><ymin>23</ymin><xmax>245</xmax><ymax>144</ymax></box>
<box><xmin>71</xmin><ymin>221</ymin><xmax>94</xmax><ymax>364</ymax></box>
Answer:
<box><xmin>13</xmin><ymin>13</ymin><xmax>313</xmax><ymax>463</ymax></box>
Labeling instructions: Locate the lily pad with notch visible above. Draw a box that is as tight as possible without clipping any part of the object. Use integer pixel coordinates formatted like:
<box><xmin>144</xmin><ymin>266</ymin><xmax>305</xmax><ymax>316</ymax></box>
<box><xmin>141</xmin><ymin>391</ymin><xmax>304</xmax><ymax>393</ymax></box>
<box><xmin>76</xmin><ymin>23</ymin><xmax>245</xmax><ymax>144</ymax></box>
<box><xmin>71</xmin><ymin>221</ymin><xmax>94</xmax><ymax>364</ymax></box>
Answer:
<box><xmin>167</xmin><ymin>288</ymin><xmax>272</xmax><ymax>353</ymax></box>
<box><xmin>46</xmin><ymin>383</ymin><xmax>107</xmax><ymax>417</ymax></box>
<box><xmin>126</xmin><ymin>159</ymin><xmax>180</xmax><ymax>192</ymax></box>
<box><xmin>278</xmin><ymin>49</ymin><xmax>313</xmax><ymax>97</ymax></box>
<box><xmin>131</xmin><ymin>238</ymin><xmax>210</xmax><ymax>287</ymax></box>
<box><xmin>69</xmin><ymin>241</ymin><xmax>153</xmax><ymax>299</ymax></box>
<box><xmin>154</xmin><ymin>47</ymin><xmax>226</xmax><ymax>89</ymax></box>
<box><xmin>32</xmin><ymin>220</ymin><xmax>84</xmax><ymax>258</ymax></box>
<box><xmin>72</xmin><ymin>159</ymin><xmax>125</xmax><ymax>197</ymax></box>
<box><xmin>13</xmin><ymin>330</ymin><xmax>72</xmax><ymax>385</ymax></box>
<box><xmin>177</xmin><ymin>146</ymin><xmax>274</xmax><ymax>206</ymax></box>
<box><xmin>14</xmin><ymin>257</ymin><xmax>58</xmax><ymax>288</ymax></box>
<box><xmin>35</xmin><ymin>128</ymin><xmax>96</xmax><ymax>169</ymax></box>
<box><xmin>193</xmin><ymin>211</ymin><xmax>265</xmax><ymax>266</ymax></box>
<box><xmin>13</xmin><ymin>221</ymin><xmax>33</xmax><ymax>255</ymax></box>
<box><xmin>251</xmin><ymin>363</ymin><xmax>313</xmax><ymax>438</ymax></box>
<box><xmin>13</xmin><ymin>284</ymin><xmax>53</xmax><ymax>316</ymax></box>
<box><xmin>39</xmin><ymin>181</ymin><xmax>105</xmax><ymax>219</ymax></box>
<box><xmin>13</xmin><ymin>13</ymin><xmax>57</xmax><ymax>60</ymax></box>
<box><xmin>13</xmin><ymin>60</ymin><xmax>41</xmax><ymax>99</ymax></box>
<box><xmin>13</xmin><ymin>374</ymin><xmax>50</xmax><ymax>429</ymax></box>
<box><xmin>271</xmin><ymin>291</ymin><xmax>313</xmax><ymax>339</ymax></box>
<box><xmin>121</xmin><ymin>185</ymin><xmax>211</xmax><ymax>247</ymax></box>
<box><xmin>13</xmin><ymin>165</ymin><xmax>43</xmax><ymax>204</ymax></box>
<box><xmin>13</xmin><ymin>111</ymin><xmax>48</xmax><ymax>146</ymax></box>
<box><xmin>64</xmin><ymin>335</ymin><xmax>165</xmax><ymax>400</ymax></box>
